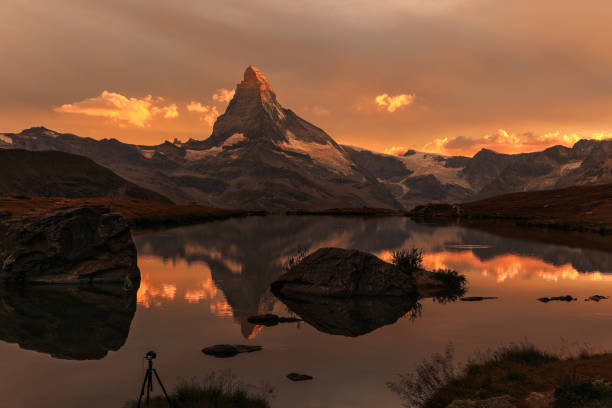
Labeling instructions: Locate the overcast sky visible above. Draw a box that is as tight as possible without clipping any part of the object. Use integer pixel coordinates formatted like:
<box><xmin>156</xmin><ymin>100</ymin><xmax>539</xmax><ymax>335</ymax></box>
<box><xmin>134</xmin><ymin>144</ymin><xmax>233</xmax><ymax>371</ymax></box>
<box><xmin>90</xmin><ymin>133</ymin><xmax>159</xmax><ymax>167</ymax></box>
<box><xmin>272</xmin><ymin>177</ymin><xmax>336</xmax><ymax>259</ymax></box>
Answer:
<box><xmin>3</xmin><ymin>0</ymin><xmax>612</xmax><ymax>154</ymax></box>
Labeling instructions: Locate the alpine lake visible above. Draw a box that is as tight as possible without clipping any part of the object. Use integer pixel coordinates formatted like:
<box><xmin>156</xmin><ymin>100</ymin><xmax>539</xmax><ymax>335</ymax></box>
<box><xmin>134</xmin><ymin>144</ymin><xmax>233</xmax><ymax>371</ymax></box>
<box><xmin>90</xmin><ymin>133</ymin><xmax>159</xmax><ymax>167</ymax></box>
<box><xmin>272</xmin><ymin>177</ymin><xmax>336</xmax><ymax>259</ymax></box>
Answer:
<box><xmin>1</xmin><ymin>215</ymin><xmax>612</xmax><ymax>408</ymax></box>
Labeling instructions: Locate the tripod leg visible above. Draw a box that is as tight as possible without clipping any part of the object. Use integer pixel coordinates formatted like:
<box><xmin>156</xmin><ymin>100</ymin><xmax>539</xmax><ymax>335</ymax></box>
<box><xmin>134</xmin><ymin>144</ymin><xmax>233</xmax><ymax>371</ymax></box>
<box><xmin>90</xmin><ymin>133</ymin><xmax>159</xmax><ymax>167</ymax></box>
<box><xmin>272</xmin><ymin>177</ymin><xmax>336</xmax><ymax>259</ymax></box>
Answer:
<box><xmin>146</xmin><ymin>369</ymin><xmax>151</xmax><ymax>406</ymax></box>
<box><xmin>153</xmin><ymin>368</ymin><xmax>173</xmax><ymax>407</ymax></box>
<box><xmin>137</xmin><ymin>369</ymin><xmax>149</xmax><ymax>408</ymax></box>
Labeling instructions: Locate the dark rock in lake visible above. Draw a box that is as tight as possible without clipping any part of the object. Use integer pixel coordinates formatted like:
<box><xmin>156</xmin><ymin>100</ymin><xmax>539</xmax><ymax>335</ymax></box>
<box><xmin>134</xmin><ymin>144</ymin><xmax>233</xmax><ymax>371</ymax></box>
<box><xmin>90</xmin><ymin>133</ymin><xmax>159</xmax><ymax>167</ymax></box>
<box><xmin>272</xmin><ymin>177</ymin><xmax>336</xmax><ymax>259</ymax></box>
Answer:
<box><xmin>537</xmin><ymin>295</ymin><xmax>576</xmax><ymax>303</ymax></box>
<box><xmin>275</xmin><ymin>293</ymin><xmax>422</xmax><ymax>337</ymax></box>
<box><xmin>0</xmin><ymin>285</ymin><xmax>137</xmax><ymax>360</ymax></box>
<box><xmin>461</xmin><ymin>296</ymin><xmax>498</xmax><ymax>302</ymax></box>
<box><xmin>201</xmin><ymin>344</ymin><xmax>262</xmax><ymax>358</ymax></box>
<box><xmin>287</xmin><ymin>372</ymin><xmax>313</xmax><ymax>381</ymax></box>
<box><xmin>0</xmin><ymin>205</ymin><xmax>140</xmax><ymax>288</ymax></box>
<box><xmin>585</xmin><ymin>295</ymin><xmax>608</xmax><ymax>302</ymax></box>
<box><xmin>271</xmin><ymin>247</ymin><xmax>417</xmax><ymax>297</ymax></box>
<box><xmin>247</xmin><ymin>314</ymin><xmax>302</xmax><ymax>326</ymax></box>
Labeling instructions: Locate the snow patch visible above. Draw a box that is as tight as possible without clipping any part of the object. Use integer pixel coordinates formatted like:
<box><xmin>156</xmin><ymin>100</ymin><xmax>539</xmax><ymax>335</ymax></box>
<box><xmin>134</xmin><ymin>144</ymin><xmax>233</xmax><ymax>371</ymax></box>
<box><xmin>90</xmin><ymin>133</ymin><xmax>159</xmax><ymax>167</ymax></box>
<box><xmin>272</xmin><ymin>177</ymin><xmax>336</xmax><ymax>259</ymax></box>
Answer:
<box><xmin>279</xmin><ymin>131</ymin><xmax>353</xmax><ymax>175</ymax></box>
<box><xmin>396</xmin><ymin>151</ymin><xmax>470</xmax><ymax>188</ymax></box>
<box><xmin>185</xmin><ymin>148</ymin><xmax>221</xmax><ymax>161</ymax></box>
<box><xmin>0</xmin><ymin>135</ymin><xmax>12</xmax><ymax>144</ymax></box>
<box><xmin>560</xmin><ymin>160</ymin><xmax>583</xmax><ymax>176</ymax></box>
<box><xmin>140</xmin><ymin>149</ymin><xmax>155</xmax><ymax>159</ymax></box>
<box><xmin>223</xmin><ymin>133</ymin><xmax>245</xmax><ymax>147</ymax></box>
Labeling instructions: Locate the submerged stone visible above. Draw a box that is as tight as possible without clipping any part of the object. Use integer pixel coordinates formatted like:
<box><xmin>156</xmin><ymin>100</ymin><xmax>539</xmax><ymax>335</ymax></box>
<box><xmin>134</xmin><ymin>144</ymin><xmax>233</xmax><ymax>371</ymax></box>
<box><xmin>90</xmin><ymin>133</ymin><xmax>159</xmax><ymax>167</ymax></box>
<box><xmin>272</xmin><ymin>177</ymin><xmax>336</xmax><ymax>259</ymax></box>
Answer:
<box><xmin>537</xmin><ymin>295</ymin><xmax>576</xmax><ymax>303</ymax></box>
<box><xmin>201</xmin><ymin>344</ymin><xmax>262</xmax><ymax>358</ymax></box>
<box><xmin>287</xmin><ymin>372</ymin><xmax>313</xmax><ymax>381</ymax></box>
<box><xmin>460</xmin><ymin>296</ymin><xmax>498</xmax><ymax>302</ymax></box>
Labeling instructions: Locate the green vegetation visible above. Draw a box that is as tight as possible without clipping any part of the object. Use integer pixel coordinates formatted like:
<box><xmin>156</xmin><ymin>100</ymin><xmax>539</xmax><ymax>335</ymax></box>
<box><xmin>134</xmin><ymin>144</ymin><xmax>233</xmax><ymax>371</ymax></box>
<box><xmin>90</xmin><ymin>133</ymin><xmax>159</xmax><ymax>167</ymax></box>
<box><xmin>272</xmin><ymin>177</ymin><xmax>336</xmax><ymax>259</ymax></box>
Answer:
<box><xmin>387</xmin><ymin>343</ymin><xmax>612</xmax><ymax>408</ymax></box>
<box><xmin>123</xmin><ymin>371</ymin><xmax>272</xmax><ymax>408</ymax></box>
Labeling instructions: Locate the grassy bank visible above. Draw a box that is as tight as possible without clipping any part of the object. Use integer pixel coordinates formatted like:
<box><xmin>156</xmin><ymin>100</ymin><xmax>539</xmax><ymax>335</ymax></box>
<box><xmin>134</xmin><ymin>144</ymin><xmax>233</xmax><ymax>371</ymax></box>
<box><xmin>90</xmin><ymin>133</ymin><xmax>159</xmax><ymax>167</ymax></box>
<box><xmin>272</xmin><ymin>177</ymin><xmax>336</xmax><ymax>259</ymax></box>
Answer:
<box><xmin>388</xmin><ymin>343</ymin><xmax>612</xmax><ymax>407</ymax></box>
<box><xmin>123</xmin><ymin>372</ymin><xmax>272</xmax><ymax>408</ymax></box>
<box><xmin>409</xmin><ymin>183</ymin><xmax>612</xmax><ymax>235</ymax></box>
<box><xmin>0</xmin><ymin>196</ymin><xmax>265</xmax><ymax>230</ymax></box>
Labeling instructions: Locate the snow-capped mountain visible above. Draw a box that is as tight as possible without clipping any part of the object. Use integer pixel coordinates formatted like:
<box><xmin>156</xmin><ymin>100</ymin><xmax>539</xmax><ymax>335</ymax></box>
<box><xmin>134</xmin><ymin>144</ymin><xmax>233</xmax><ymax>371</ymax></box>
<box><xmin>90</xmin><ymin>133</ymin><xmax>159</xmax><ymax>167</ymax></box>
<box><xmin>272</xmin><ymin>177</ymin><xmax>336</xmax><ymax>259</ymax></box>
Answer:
<box><xmin>344</xmin><ymin>139</ymin><xmax>612</xmax><ymax>207</ymax></box>
<box><xmin>0</xmin><ymin>67</ymin><xmax>400</xmax><ymax>210</ymax></box>
<box><xmin>1</xmin><ymin>66</ymin><xmax>611</xmax><ymax>210</ymax></box>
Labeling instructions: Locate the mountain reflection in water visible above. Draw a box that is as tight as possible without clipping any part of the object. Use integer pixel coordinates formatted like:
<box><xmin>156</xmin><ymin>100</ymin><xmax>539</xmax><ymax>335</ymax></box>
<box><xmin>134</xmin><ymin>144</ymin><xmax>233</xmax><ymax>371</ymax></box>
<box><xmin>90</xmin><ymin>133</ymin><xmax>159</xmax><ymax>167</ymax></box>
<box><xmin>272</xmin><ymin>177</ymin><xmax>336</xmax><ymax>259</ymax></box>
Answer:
<box><xmin>134</xmin><ymin>216</ymin><xmax>612</xmax><ymax>339</ymax></box>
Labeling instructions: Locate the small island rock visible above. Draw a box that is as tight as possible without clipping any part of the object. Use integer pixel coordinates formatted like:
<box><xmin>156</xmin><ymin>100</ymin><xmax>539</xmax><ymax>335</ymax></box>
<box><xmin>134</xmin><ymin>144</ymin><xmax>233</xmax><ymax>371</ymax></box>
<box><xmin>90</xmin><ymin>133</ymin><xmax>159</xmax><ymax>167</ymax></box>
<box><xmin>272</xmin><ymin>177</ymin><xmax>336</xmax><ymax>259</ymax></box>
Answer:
<box><xmin>287</xmin><ymin>373</ymin><xmax>313</xmax><ymax>381</ymax></box>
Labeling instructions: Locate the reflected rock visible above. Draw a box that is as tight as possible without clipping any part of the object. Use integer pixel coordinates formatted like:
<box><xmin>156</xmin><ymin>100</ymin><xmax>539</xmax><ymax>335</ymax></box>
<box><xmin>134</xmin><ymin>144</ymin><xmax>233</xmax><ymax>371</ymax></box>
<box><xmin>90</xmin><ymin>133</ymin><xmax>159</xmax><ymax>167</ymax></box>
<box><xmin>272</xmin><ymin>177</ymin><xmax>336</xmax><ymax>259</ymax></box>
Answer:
<box><xmin>0</xmin><ymin>285</ymin><xmax>137</xmax><ymax>359</ymax></box>
<box><xmin>0</xmin><ymin>206</ymin><xmax>140</xmax><ymax>288</ymax></box>
<box><xmin>275</xmin><ymin>293</ymin><xmax>422</xmax><ymax>337</ymax></box>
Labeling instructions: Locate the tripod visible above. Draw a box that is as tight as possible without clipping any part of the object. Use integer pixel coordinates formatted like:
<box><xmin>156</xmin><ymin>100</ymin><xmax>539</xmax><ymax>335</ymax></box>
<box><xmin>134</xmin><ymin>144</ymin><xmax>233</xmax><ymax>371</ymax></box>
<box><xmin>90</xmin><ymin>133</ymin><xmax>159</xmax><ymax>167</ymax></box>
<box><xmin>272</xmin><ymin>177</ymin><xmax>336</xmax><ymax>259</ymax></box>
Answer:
<box><xmin>137</xmin><ymin>351</ymin><xmax>173</xmax><ymax>407</ymax></box>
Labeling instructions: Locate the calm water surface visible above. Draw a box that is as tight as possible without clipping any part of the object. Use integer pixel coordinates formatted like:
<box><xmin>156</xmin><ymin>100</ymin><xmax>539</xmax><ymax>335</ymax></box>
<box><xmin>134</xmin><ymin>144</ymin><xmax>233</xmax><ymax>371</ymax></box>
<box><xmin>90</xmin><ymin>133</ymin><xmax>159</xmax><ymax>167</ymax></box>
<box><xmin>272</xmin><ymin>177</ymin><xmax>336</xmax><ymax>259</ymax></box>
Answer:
<box><xmin>1</xmin><ymin>216</ymin><xmax>612</xmax><ymax>407</ymax></box>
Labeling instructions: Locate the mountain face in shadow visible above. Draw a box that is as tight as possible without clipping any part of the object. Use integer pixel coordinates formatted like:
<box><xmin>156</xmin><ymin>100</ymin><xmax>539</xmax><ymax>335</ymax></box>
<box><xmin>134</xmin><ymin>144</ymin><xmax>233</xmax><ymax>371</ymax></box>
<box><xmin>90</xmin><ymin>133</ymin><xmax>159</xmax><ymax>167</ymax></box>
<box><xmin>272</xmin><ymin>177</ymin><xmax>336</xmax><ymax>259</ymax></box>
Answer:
<box><xmin>0</xmin><ymin>149</ymin><xmax>170</xmax><ymax>202</ymax></box>
<box><xmin>0</xmin><ymin>285</ymin><xmax>137</xmax><ymax>360</ymax></box>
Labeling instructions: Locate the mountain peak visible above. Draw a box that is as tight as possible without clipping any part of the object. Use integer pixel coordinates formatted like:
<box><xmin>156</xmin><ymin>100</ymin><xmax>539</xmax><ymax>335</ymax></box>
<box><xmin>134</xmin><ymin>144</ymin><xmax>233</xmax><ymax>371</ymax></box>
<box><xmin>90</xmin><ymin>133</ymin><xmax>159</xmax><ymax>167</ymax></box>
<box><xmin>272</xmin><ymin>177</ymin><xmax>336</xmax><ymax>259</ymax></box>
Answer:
<box><xmin>241</xmin><ymin>65</ymin><xmax>272</xmax><ymax>91</ymax></box>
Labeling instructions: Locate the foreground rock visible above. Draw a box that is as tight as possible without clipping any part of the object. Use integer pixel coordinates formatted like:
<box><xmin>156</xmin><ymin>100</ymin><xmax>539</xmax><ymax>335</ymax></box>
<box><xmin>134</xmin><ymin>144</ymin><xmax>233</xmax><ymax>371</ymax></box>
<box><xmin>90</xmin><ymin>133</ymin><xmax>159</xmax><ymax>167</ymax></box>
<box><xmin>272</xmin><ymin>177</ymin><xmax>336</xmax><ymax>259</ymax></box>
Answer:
<box><xmin>201</xmin><ymin>344</ymin><xmax>262</xmax><ymax>358</ymax></box>
<box><xmin>247</xmin><ymin>314</ymin><xmax>302</xmax><ymax>326</ymax></box>
<box><xmin>287</xmin><ymin>373</ymin><xmax>313</xmax><ymax>381</ymax></box>
<box><xmin>0</xmin><ymin>206</ymin><xmax>140</xmax><ymax>288</ymax></box>
<box><xmin>0</xmin><ymin>285</ymin><xmax>136</xmax><ymax>360</ymax></box>
<box><xmin>271</xmin><ymin>247</ymin><xmax>449</xmax><ymax>298</ymax></box>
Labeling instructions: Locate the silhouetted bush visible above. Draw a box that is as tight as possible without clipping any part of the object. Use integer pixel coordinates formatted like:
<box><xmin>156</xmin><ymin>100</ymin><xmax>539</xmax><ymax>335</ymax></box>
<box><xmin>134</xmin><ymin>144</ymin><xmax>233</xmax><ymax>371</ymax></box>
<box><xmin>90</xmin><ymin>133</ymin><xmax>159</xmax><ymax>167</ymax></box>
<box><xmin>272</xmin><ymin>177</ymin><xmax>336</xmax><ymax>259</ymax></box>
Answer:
<box><xmin>392</xmin><ymin>248</ymin><xmax>423</xmax><ymax>274</ymax></box>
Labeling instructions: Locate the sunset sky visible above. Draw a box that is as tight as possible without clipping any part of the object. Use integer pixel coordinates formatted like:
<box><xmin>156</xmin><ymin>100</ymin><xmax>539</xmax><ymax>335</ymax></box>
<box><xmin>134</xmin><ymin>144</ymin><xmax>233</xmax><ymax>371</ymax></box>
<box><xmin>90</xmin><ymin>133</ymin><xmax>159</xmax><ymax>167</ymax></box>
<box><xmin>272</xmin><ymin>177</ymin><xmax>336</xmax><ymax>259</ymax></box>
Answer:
<box><xmin>3</xmin><ymin>0</ymin><xmax>612</xmax><ymax>155</ymax></box>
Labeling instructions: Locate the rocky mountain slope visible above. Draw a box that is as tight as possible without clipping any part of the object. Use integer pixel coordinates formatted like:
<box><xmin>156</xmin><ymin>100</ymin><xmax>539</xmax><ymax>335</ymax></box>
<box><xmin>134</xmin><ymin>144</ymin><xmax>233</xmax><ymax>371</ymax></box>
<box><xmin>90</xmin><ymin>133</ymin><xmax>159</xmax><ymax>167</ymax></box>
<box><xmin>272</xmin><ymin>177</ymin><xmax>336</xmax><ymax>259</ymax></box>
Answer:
<box><xmin>344</xmin><ymin>138</ymin><xmax>612</xmax><ymax>207</ymax></box>
<box><xmin>1</xmin><ymin>66</ymin><xmax>611</xmax><ymax>210</ymax></box>
<box><xmin>0</xmin><ymin>149</ymin><xmax>171</xmax><ymax>202</ymax></box>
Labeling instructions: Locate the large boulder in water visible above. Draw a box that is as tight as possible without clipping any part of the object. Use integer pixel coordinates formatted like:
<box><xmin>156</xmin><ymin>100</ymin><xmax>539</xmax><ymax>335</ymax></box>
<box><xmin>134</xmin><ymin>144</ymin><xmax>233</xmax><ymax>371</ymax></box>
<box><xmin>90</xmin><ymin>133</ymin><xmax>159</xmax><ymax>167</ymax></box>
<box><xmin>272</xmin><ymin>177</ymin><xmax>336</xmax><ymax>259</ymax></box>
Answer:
<box><xmin>271</xmin><ymin>247</ymin><xmax>416</xmax><ymax>297</ymax></box>
<box><xmin>0</xmin><ymin>205</ymin><xmax>140</xmax><ymax>288</ymax></box>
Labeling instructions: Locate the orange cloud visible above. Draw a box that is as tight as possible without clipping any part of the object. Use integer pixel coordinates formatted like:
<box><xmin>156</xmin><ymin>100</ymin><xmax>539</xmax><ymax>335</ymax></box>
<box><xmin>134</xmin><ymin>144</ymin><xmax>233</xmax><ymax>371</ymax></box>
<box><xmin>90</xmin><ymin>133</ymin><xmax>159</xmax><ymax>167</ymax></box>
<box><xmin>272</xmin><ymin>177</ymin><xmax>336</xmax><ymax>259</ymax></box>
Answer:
<box><xmin>186</xmin><ymin>101</ymin><xmax>220</xmax><ymax>126</ymax></box>
<box><xmin>212</xmin><ymin>88</ymin><xmax>235</xmax><ymax>103</ymax></box>
<box><xmin>375</xmin><ymin>93</ymin><xmax>415</xmax><ymax>112</ymax></box>
<box><xmin>422</xmin><ymin>129</ymin><xmax>612</xmax><ymax>156</ymax></box>
<box><xmin>54</xmin><ymin>91</ymin><xmax>178</xmax><ymax>127</ymax></box>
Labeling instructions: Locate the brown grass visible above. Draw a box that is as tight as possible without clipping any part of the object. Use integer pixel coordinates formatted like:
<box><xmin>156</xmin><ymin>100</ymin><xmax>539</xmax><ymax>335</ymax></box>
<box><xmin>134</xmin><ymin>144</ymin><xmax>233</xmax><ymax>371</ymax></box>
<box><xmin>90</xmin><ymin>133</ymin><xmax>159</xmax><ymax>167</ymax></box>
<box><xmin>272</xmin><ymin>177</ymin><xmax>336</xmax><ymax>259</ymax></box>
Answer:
<box><xmin>0</xmin><ymin>195</ymin><xmax>263</xmax><ymax>229</ymax></box>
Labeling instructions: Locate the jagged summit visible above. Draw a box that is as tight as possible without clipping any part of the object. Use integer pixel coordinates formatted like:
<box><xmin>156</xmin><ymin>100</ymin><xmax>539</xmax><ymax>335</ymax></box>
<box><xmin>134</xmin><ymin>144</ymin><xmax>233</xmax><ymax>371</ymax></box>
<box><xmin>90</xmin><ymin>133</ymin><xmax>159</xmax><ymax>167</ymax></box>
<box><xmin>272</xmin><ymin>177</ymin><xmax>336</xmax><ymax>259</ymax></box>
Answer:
<box><xmin>241</xmin><ymin>65</ymin><xmax>273</xmax><ymax>91</ymax></box>
<box><xmin>204</xmin><ymin>65</ymin><xmax>334</xmax><ymax>147</ymax></box>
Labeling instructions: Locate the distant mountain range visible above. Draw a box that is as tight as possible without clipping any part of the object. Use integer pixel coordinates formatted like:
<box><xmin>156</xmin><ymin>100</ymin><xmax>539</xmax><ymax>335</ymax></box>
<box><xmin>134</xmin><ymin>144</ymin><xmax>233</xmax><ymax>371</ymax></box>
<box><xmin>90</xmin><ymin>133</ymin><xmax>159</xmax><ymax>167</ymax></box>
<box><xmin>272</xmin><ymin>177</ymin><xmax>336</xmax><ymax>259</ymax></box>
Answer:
<box><xmin>0</xmin><ymin>149</ymin><xmax>170</xmax><ymax>203</ymax></box>
<box><xmin>1</xmin><ymin>66</ymin><xmax>611</xmax><ymax>210</ymax></box>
